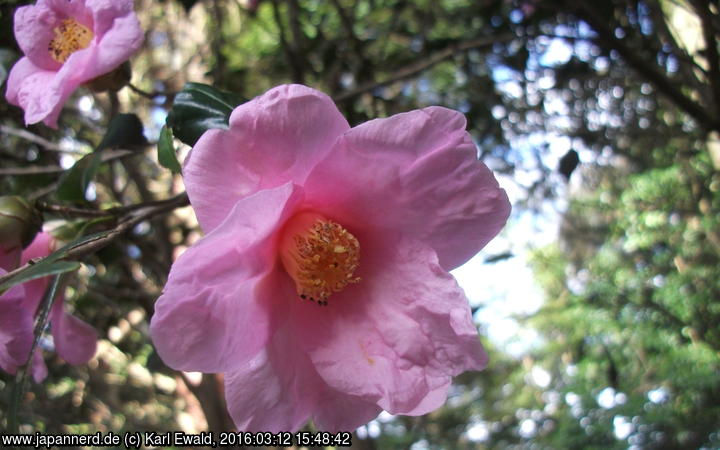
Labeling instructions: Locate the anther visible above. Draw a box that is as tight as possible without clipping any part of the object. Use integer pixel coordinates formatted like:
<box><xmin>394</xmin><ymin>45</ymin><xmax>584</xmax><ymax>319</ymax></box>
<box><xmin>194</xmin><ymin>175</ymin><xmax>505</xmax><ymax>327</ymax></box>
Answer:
<box><xmin>48</xmin><ymin>18</ymin><xmax>93</xmax><ymax>64</ymax></box>
<box><xmin>279</xmin><ymin>211</ymin><xmax>361</xmax><ymax>305</ymax></box>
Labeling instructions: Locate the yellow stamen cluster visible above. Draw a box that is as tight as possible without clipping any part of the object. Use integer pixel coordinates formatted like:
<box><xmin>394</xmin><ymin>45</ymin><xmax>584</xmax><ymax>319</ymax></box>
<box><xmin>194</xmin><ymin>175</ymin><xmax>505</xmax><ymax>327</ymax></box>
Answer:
<box><xmin>279</xmin><ymin>212</ymin><xmax>360</xmax><ymax>306</ymax></box>
<box><xmin>48</xmin><ymin>18</ymin><xmax>93</xmax><ymax>64</ymax></box>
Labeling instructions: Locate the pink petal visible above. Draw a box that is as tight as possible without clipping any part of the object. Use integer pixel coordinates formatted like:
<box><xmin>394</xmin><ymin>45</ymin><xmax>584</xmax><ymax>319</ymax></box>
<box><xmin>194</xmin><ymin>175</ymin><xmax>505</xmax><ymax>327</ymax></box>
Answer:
<box><xmin>84</xmin><ymin>0</ymin><xmax>143</xmax><ymax>76</ymax></box>
<box><xmin>224</xmin><ymin>324</ymin><xmax>321</xmax><ymax>433</ymax></box>
<box><xmin>291</xmin><ymin>235</ymin><xmax>487</xmax><ymax>415</ymax></box>
<box><xmin>19</xmin><ymin>232</ymin><xmax>54</xmax><ymax>314</ymax></box>
<box><xmin>183</xmin><ymin>84</ymin><xmax>349</xmax><ymax>233</ymax></box>
<box><xmin>150</xmin><ymin>183</ymin><xmax>304</xmax><ymax>373</ymax></box>
<box><xmin>30</xmin><ymin>349</ymin><xmax>48</xmax><ymax>383</ymax></box>
<box><xmin>0</xmin><ymin>278</ymin><xmax>33</xmax><ymax>376</ymax></box>
<box><xmin>313</xmin><ymin>389</ymin><xmax>382</xmax><ymax>432</ymax></box>
<box><xmin>20</xmin><ymin>231</ymin><xmax>53</xmax><ymax>263</ymax></box>
<box><xmin>50</xmin><ymin>298</ymin><xmax>97</xmax><ymax>365</ymax></box>
<box><xmin>225</xmin><ymin>319</ymin><xmax>382</xmax><ymax>432</ymax></box>
<box><xmin>5</xmin><ymin>57</ymin><xmax>65</xmax><ymax>128</ymax></box>
<box><xmin>0</xmin><ymin>245</ymin><xmax>21</xmax><ymax>271</ymax></box>
<box><xmin>304</xmin><ymin>106</ymin><xmax>511</xmax><ymax>270</ymax></box>
<box><xmin>13</xmin><ymin>0</ymin><xmax>64</xmax><ymax>71</ymax></box>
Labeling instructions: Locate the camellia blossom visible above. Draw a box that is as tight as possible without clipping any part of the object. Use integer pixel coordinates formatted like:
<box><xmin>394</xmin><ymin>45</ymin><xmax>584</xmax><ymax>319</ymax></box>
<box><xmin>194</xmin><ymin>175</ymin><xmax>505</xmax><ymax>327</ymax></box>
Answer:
<box><xmin>0</xmin><ymin>232</ymin><xmax>97</xmax><ymax>382</ymax></box>
<box><xmin>150</xmin><ymin>84</ymin><xmax>511</xmax><ymax>431</ymax></box>
<box><xmin>5</xmin><ymin>0</ymin><xmax>143</xmax><ymax>128</ymax></box>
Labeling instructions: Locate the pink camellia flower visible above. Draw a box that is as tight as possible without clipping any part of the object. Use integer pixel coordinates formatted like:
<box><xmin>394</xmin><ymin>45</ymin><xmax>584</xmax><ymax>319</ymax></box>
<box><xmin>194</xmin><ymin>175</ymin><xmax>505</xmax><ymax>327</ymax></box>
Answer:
<box><xmin>0</xmin><ymin>232</ymin><xmax>97</xmax><ymax>381</ymax></box>
<box><xmin>5</xmin><ymin>0</ymin><xmax>143</xmax><ymax>128</ymax></box>
<box><xmin>150</xmin><ymin>84</ymin><xmax>511</xmax><ymax>431</ymax></box>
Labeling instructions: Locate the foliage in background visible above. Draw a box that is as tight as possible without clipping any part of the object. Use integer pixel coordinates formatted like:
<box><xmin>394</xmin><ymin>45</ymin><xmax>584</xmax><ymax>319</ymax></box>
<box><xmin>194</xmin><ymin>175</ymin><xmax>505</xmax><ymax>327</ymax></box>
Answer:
<box><xmin>1</xmin><ymin>0</ymin><xmax>719</xmax><ymax>447</ymax></box>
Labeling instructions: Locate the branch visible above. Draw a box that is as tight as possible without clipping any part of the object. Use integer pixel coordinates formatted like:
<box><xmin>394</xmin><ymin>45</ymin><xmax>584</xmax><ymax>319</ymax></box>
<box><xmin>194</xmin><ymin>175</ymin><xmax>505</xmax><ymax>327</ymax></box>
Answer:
<box><xmin>0</xmin><ymin>193</ymin><xmax>189</xmax><ymax>287</ymax></box>
<box><xmin>37</xmin><ymin>202</ymin><xmax>113</xmax><ymax>218</ymax></box>
<box><xmin>694</xmin><ymin>0</ymin><xmax>720</xmax><ymax>115</ymax></box>
<box><xmin>335</xmin><ymin>33</ymin><xmax>515</xmax><ymax>102</ymax></box>
<box><xmin>569</xmin><ymin>0</ymin><xmax>720</xmax><ymax>132</ymax></box>
<box><xmin>271</xmin><ymin>0</ymin><xmax>305</xmax><ymax>83</ymax></box>
<box><xmin>211</xmin><ymin>0</ymin><xmax>228</xmax><ymax>85</ymax></box>
<box><xmin>0</xmin><ymin>125</ymin><xmax>84</xmax><ymax>154</ymax></box>
<box><xmin>0</xmin><ymin>149</ymin><xmax>135</xmax><ymax>176</ymax></box>
<box><xmin>128</xmin><ymin>83</ymin><xmax>176</xmax><ymax>101</ymax></box>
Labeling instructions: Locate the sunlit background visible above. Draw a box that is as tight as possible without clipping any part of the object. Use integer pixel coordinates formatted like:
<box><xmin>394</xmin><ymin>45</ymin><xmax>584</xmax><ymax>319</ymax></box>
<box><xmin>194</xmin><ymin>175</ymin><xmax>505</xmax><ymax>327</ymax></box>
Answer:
<box><xmin>1</xmin><ymin>0</ymin><xmax>719</xmax><ymax>448</ymax></box>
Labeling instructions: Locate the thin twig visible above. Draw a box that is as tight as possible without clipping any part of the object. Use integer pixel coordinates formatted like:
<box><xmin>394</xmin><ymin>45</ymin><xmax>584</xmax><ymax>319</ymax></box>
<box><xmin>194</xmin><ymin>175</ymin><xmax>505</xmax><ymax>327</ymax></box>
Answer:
<box><xmin>36</xmin><ymin>202</ymin><xmax>114</xmax><ymax>218</ymax></box>
<box><xmin>694</xmin><ymin>0</ymin><xmax>720</xmax><ymax>115</ymax></box>
<box><xmin>0</xmin><ymin>165</ymin><xmax>66</xmax><ymax>175</ymax></box>
<box><xmin>271</xmin><ymin>0</ymin><xmax>305</xmax><ymax>83</ymax></box>
<box><xmin>335</xmin><ymin>34</ymin><xmax>515</xmax><ymax>102</ymax></box>
<box><xmin>211</xmin><ymin>0</ymin><xmax>228</xmax><ymax>86</ymax></box>
<box><xmin>0</xmin><ymin>149</ymin><xmax>135</xmax><ymax>176</ymax></box>
<box><xmin>28</xmin><ymin>183</ymin><xmax>60</xmax><ymax>201</ymax></box>
<box><xmin>569</xmin><ymin>0</ymin><xmax>720</xmax><ymax>132</ymax></box>
<box><xmin>128</xmin><ymin>83</ymin><xmax>175</xmax><ymax>100</ymax></box>
<box><xmin>0</xmin><ymin>125</ymin><xmax>84</xmax><ymax>154</ymax></box>
<box><xmin>0</xmin><ymin>193</ymin><xmax>189</xmax><ymax>287</ymax></box>
<box><xmin>286</xmin><ymin>0</ymin><xmax>307</xmax><ymax>80</ymax></box>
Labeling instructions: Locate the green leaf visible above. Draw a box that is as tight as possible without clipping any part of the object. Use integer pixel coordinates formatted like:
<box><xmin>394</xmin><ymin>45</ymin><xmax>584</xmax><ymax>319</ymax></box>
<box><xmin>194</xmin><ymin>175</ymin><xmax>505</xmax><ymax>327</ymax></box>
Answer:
<box><xmin>166</xmin><ymin>82</ymin><xmax>246</xmax><ymax>146</ymax></box>
<box><xmin>97</xmin><ymin>113</ymin><xmax>147</xmax><ymax>151</ymax></box>
<box><xmin>158</xmin><ymin>126</ymin><xmax>182</xmax><ymax>173</ymax></box>
<box><xmin>0</xmin><ymin>261</ymin><xmax>79</xmax><ymax>294</ymax></box>
<box><xmin>55</xmin><ymin>152</ymin><xmax>103</xmax><ymax>202</ymax></box>
<box><xmin>0</xmin><ymin>48</ymin><xmax>18</xmax><ymax>87</ymax></box>
<box><xmin>51</xmin><ymin>227</ymin><xmax>116</xmax><ymax>258</ymax></box>
<box><xmin>55</xmin><ymin>114</ymin><xmax>147</xmax><ymax>202</ymax></box>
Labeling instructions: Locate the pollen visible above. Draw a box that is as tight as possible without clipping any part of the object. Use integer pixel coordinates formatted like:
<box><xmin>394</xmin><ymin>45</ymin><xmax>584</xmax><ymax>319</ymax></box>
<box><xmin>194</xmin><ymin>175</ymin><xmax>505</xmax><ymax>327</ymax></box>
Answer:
<box><xmin>279</xmin><ymin>211</ymin><xmax>360</xmax><ymax>305</ymax></box>
<box><xmin>47</xmin><ymin>18</ymin><xmax>93</xmax><ymax>64</ymax></box>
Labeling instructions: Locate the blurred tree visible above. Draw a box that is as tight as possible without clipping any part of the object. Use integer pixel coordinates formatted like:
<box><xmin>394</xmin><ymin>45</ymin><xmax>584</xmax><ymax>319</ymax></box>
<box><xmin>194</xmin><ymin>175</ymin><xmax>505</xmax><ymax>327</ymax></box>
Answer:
<box><xmin>1</xmin><ymin>0</ymin><xmax>719</xmax><ymax>447</ymax></box>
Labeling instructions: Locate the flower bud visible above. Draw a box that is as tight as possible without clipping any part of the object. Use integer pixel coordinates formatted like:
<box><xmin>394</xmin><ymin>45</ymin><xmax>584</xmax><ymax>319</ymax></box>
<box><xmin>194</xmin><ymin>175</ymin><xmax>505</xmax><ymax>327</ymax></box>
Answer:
<box><xmin>0</xmin><ymin>196</ymin><xmax>42</xmax><ymax>251</ymax></box>
<box><xmin>85</xmin><ymin>61</ymin><xmax>132</xmax><ymax>93</ymax></box>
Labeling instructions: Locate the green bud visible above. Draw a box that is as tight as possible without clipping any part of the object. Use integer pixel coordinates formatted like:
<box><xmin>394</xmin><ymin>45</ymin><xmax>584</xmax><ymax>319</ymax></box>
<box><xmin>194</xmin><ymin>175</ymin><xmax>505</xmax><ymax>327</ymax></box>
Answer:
<box><xmin>85</xmin><ymin>61</ymin><xmax>132</xmax><ymax>93</ymax></box>
<box><xmin>0</xmin><ymin>196</ymin><xmax>42</xmax><ymax>250</ymax></box>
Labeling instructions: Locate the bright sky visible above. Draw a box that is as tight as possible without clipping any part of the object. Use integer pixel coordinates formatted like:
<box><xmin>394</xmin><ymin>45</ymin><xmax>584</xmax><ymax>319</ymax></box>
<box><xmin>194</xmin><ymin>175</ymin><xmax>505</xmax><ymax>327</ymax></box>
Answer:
<box><xmin>451</xmin><ymin>173</ymin><xmax>559</xmax><ymax>356</ymax></box>
<box><xmin>449</xmin><ymin>34</ymin><xmax>581</xmax><ymax>356</ymax></box>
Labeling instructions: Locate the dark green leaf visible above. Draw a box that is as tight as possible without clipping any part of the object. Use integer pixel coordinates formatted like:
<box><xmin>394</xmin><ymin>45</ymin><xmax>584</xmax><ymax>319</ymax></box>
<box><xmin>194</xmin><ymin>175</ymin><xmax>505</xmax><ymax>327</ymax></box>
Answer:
<box><xmin>0</xmin><ymin>48</ymin><xmax>18</xmax><ymax>87</ymax></box>
<box><xmin>158</xmin><ymin>126</ymin><xmax>182</xmax><ymax>173</ymax></box>
<box><xmin>166</xmin><ymin>82</ymin><xmax>246</xmax><ymax>146</ymax></box>
<box><xmin>56</xmin><ymin>114</ymin><xmax>146</xmax><ymax>202</ymax></box>
<box><xmin>0</xmin><ymin>260</ymin><xmax>79</xmax><ymax>294</ymax></box>
<box><xmin>97</xmin><ymin>113</ymin><xmax>148</xmax><ymax>151</ymax></box>
<box><xmin>55</xmin><ymin>153</ymin><xmax>103</xmax><ymax>202</ymax></box>
<box><xmin>484</xmin><ymin>252</ymin><xmax>515</xmax><ymax>264</ymax></box>
<box><xmin>51</xmin><ymin>227</ymin><xmax>116</xmax><ymax>258</ymax></box>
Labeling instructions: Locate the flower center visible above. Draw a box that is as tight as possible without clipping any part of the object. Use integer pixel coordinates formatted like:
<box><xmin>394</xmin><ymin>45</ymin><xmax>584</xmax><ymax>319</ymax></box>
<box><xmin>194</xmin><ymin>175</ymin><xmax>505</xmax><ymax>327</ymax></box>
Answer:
<box><xmin>279</xmin><ymin>212</ymin><xmax>360</xmax><ymax>306</ymax></box>
<box><xmin>48</xmin><ymin>18</ymin><xmax>93</xmax><ymax>64</ymax></box>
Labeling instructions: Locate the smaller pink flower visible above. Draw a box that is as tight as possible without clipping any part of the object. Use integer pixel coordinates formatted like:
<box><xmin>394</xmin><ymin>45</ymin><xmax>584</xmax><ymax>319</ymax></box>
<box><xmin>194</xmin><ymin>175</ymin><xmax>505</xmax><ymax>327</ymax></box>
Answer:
<box><xmin>5</xmin><ymin>0</ymin><xmax>144</xmax><ymax>128</ymax></box>
<box><xmin>0</xmin><ymin>232</ymin><xmax>97</xmax><ymax>381</ymax></box>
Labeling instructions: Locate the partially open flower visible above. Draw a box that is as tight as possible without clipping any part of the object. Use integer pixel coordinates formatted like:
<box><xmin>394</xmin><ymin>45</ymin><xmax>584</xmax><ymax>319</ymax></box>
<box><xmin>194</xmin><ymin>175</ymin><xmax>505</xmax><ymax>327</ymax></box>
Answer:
<box><xmin>0</xmin><ymin>232</ymin><xmax>97</xmax><ymax>381</ymax></box>
<box><xmin>150</xmin><ymin>85</ymin><xmax>511</xmax><ymax>431</ymax></box>
<box><xmin>5</xmin><ymin>0</ymin><xmax>143</xmax><ymax>128</ymax></box>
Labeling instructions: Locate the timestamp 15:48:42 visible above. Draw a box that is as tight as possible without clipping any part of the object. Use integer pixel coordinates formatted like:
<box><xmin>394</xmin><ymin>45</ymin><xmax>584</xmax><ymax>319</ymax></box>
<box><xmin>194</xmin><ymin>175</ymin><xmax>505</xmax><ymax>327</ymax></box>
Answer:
<box><xmin>295</xmin><ymin>431</ymin><xmax>352</xmax><ymax>447</ymax></box>
<box><xmin>219</xmin><ymin>431</ymin><xmax>352</xmax><ymax>447</ymax></box>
